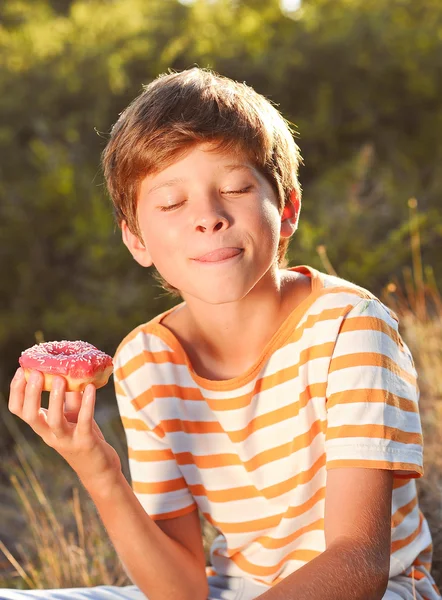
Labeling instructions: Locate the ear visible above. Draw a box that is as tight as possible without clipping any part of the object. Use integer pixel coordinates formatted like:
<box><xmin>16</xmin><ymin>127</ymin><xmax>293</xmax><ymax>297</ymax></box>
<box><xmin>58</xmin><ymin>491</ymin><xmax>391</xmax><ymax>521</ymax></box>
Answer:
<box><xmin>280</xmin><ymin>189</ymin><xmax>301</xmax><ymax>238</ymax></box>
<box><xmin>121</xmin><ymin>220</ymin><xmax>154</xmax><ymax>268</ymax></box>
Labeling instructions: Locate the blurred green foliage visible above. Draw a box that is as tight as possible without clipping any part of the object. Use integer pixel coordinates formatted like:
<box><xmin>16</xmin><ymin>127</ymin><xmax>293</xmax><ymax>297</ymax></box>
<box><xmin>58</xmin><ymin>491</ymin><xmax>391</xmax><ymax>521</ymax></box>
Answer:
<box><xmin>1</xmin><ymin>0</ymin><xmax>441</xmax><ymax>430</ymax></box>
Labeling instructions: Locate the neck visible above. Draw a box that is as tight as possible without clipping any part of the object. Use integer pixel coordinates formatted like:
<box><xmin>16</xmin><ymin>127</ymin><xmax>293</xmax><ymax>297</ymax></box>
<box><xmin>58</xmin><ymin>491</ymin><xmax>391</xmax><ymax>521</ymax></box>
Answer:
<box><xmin>180</xmin><ymin>267</ymin><xmax>307</xmax><ymax>371</ymax></box>
<box><xmin>172</xmin><ymin>270</ymin><xmax>311</xmax><ymax>379</ymax></box>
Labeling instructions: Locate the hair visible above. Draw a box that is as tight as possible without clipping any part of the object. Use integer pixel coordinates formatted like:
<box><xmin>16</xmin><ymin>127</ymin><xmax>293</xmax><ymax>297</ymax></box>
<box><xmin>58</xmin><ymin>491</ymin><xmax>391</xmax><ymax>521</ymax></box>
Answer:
<box><xmin>101</xmin><ymin>67</ymin><xmax>303</xmax><ymax>299</ymax></box>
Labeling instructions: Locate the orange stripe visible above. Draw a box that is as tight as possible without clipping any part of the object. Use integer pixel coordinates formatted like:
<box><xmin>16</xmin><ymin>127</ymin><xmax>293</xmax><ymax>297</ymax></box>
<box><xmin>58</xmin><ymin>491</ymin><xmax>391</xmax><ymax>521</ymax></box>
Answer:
<box><xmin>150</xmin><ymin>503</ymin><xmax>197</xmax><ymax>520</ymax></box>
<box><xmin>133</xmin><ymin>383</ymin><xmax>205</xmax><ymax>409</ymax></box>
<box><xmin>120</xmin><ymin>416</ymin><xmax>150</xmax><ymax>431</ymax></box>
<box><xmin>114</xmin><ymin>351</ymin><xmax>147</xmax><ymax>381</ymax></box>
<box><xmin>339</xmin><ymin>315</ymin><xmax>405</xmax><ymax>352</ymax></box>
<box><xmin>326</xmin><ymin>388</ymin><xmax>419</xmax><ymax>414</ymax></box>
<box><xmin>327</xmin><ymin>458</ymin><xmax>423</xmax><ymax>477</ymax></box>
<box><xmin>326</xmin><ymin>422</ymin><xmax>423</xmax><ymax>447</ymax></box>
<box><xmin>115</xmin><ymin>348</ymin><xmax>187</xmax><ymax>381</ymax></box>
<box><xmin>162</xmin><ymin>419</ymin><xmax>224</xmax><ymax>435</ymax></box>
<box><xmin>120</xmin><ymin>415</ymin><xmax>165</xmax><ymax>438</ymax></box>
<box><xmin>132</xmin><ymin>476</ymin><xmax>189</xmax><ymax>494</ymax></box>
<box><xmin>391</xmin><ymin>511</ymin><xmax>424</xmax><ymax>554</ymax></box>
<box><xmin>176</xmin><ymin>450</ymin><xmax>241</xmax><ymax>468</ymax></box>
<box><xmin>391</xmin><ymin>496</ymin><xmax>418</xmax><ymax>529</ymax></box>
<box><xmin>406</xmin><ymin>568</ymin><xmax>427</xmax><ymax>581</ymax></box>
<box><xmin>113</xmin><ymin>323</ymin><xmax>146</xmax><ymax>360</ymax></box>
<box><xmin>328</xmin><ymin>352</ymin><xmax>417</xmax><ymax>388</ymax></box>
<box><xmin>114</xmin><ymin>380</ymin><xmax>126</xmax><ymax>396</ymax></box>
<box><xmin>131</xmin><ymin>387</ymin><xmax>155</xmax><ymax>411</ymax></box>
<box><xmin>393</xmin><ymin>477</ymin><xmax>411</xmax><ymax>490</ymax></box>
<box><xmin>128</xmin><ymin>448</ymin><xmax>175</xmax><ymax>462</ymax></box>
<box><xmin>421</xmin><ymin>542</ymin><xmax>434</xmax><ymax>554</ymax></box>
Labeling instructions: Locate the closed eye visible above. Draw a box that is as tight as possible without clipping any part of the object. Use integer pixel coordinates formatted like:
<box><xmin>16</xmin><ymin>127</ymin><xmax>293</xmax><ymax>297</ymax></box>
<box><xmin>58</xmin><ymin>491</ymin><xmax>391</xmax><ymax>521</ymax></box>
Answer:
<box><xmin>224</xmin><ymin>186</ymin><xmax>252</xmax><ymax>195</ymax></box>
<box><xmin>159</xmin><ymin>203</ymin><xmax>184</xmax><ymax>212</ymax></box>
<box><xmin>159</xmin><ymin>187</ymin><xmax>252</xmax><ymax>211</ymax></box>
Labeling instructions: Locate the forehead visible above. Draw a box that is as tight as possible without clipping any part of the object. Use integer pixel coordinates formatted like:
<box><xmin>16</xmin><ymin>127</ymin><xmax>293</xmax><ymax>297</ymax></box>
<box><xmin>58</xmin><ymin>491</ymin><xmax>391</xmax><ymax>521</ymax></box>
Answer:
<box><xmin>140</xmin><ymin>142</ymin><xmax>262</xmax><ymax>195</ymax></box>
<box><xmin>161</xmin><ymin>141</ymin><xmax>255</xmax><ymax>172</ymax></box>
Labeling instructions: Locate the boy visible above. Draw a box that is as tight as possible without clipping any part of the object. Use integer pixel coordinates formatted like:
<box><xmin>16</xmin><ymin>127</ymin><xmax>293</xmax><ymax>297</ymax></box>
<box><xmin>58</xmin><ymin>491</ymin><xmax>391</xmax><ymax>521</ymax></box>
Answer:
<box><xmin>4</xmin><ymin>67</ymin><xmax>440</xmax><ymax>600</ymax></box>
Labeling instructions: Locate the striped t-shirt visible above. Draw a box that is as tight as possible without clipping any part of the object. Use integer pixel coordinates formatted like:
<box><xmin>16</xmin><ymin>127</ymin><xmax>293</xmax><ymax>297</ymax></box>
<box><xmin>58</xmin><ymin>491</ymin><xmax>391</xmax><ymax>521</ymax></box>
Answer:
<box><xmin>113</xmin><ymin>265</ymin><xmax>440</xmax><ymax>598</ymax></box>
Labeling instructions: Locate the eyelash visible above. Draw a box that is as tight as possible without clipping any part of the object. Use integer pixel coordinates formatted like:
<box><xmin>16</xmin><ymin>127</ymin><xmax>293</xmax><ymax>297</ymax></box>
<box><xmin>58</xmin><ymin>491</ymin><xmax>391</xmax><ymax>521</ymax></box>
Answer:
<box><xmin>159</xmin><ymin>187</ymin><xmax>252</xmax><ymax>212</ymax></box>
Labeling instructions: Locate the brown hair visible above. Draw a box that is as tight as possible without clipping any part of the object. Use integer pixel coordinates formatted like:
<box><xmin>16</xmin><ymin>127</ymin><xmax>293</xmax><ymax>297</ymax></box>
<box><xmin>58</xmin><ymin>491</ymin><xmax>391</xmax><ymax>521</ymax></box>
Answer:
<box><xmin>102</xmin><ymin>67</ymin><xmax>303</xmax><ymax>299</ymax></box>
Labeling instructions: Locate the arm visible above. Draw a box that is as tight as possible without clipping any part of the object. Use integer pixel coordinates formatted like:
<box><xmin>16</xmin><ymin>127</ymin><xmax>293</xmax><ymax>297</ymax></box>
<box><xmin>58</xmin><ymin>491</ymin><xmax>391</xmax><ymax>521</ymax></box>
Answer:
<box><xmin>82</xmin><ymin>473</ymin><xmax>208</xmax><ymax>600</ymax></box>
<box><xmin>255</xmin><ymin>537</ymin><xmax>388</xmax><ymax>600</ymax></box>
<box><xmin>256</xmin><ymin>467</ymin><xmax>393</xmax><ymax>600</ymax></box>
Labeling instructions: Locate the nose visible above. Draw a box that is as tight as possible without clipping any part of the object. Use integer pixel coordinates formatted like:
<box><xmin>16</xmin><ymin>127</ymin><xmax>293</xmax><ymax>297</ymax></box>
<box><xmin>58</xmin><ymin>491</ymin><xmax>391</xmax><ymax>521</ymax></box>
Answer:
<box><xmin>193</xmin><ymin>198</ymin><xmax>231</xmax><ymax>233</ymax></box>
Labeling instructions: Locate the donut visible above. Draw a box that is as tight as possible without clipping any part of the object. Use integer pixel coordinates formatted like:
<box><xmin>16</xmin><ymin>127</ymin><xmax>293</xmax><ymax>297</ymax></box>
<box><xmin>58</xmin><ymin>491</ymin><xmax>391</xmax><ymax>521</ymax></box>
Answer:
<box><xmin>19</xmin><ymin>340</ymin><xmax>114</xmax><ymax>392</ymax></box>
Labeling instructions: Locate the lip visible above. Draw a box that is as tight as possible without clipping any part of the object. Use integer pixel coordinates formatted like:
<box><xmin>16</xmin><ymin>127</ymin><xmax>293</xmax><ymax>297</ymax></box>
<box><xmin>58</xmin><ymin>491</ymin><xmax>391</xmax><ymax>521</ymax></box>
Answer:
<box><xmin>193</xmin><ymin>247</ymin><xmax>243</xmax><ymax>263</ymax></box>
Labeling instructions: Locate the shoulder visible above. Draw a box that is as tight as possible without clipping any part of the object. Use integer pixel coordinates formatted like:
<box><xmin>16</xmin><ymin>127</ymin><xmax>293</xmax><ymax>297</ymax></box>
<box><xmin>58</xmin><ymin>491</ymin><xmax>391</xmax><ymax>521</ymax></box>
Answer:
<box><xmin>315</xmin><ymin>270</ymin><xmax>399</xmax><ymax>324</ymax></box>
<box><xmin>319</xmin><ymin>270</ymin><xmax>376</xmax><ymax>301</ymax></box>
<box><xmin>113</xmin><ymin>316</ymin><xmax>168</xmax><ymax>369</ymax></box>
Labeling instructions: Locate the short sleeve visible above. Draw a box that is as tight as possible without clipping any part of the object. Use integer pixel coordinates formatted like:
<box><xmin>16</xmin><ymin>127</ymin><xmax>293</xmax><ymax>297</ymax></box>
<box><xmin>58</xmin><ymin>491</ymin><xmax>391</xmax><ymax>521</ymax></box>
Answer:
<box><xmin>113</xmin><ymin>343</ymin><xmax>197</xmax><ymax>520</ymax></box>
<box><xmin>325</xmin><ymin>297</ymin><xmax>424</xmax><ymax>479</ymax></box>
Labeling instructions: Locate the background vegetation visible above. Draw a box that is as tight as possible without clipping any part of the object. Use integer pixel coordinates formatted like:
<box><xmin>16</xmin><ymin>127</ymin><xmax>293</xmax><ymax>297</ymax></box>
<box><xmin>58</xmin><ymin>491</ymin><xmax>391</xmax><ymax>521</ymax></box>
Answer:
<box><xmin>0</xmin><ymin>0</ymin><xmax>441</xmax><ymax>591</ymax></box>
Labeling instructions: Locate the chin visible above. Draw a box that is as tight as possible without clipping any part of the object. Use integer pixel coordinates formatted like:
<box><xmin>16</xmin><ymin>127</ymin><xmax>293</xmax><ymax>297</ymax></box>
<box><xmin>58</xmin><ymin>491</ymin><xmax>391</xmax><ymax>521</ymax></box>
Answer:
<box><xmin>184</xmin><ymin>282</ymin><xmax>253</xmax><ymax>305</ymax></box>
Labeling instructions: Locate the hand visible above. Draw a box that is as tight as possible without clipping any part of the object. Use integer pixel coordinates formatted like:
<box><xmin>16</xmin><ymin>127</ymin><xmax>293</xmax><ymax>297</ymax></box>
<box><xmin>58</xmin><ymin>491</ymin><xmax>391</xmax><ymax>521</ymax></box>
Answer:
<box><xmin>9</xmin><ymin>367</ymin><xmax>122</xmax><ymax>488</ymax></box>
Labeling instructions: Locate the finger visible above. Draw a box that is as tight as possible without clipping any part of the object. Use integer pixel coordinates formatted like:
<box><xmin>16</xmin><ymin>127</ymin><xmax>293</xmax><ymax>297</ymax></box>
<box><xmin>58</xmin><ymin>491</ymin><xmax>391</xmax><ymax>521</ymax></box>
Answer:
<box><xmin>9</xmin><ymin>368</ymin><xmax>27</xmax><ymax>415</ymax></box>
<box><xmin>76</xmin><ymin>384</ymin><xmax>96</xmax><ymax>437</ymax></box>
<box><xmin>47</xmin><ymin>376</ymin><xmax>69</xmax><ymax>438</ymax></box>
<box><xmin>64</xmin><ymin>390</ymin><xmax>83</xmax><ymax>413</ymax></box>
<box><xmin>22</xmin><ymin>370</ymin><xmax>44</xmax><ymax>425</ymax></box>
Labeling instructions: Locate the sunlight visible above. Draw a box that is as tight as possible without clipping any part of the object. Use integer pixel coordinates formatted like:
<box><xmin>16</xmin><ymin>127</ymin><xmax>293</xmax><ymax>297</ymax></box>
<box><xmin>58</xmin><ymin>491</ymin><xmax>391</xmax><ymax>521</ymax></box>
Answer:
<box><xmin>280</xmin><ymin>0</ymin><xmax>302</xmax><ymax>11</ymax></box>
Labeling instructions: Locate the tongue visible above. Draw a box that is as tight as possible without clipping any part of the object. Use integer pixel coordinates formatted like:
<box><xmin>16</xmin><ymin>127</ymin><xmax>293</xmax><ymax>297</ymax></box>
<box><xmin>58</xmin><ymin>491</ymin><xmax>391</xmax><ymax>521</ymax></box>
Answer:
<box><xmin>201</xmin><ymin>248</ymin><xmax>242</xmax><ymax>262</ymax></box>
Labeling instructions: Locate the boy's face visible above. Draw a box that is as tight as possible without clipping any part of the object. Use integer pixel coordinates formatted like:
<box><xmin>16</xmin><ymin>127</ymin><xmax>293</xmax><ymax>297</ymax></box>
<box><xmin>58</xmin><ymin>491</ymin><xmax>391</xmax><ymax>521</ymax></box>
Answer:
<box><xmin>122</xmin><ymin>141</ymin><xmax>299</xmax><ymax>305</ymax></box>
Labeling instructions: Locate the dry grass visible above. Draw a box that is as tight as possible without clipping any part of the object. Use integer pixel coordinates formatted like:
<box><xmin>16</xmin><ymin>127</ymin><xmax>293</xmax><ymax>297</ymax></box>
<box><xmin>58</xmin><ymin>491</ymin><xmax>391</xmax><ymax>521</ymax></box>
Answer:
<box><xmin>0</xmin><ymin>421</ymin><xmax>131</xmax><ymax>589</ymax></box>
<box><xmin>381</xmin><ymin>280</ymin><xmax>442</xmax><ymax>592</ymax></box>
<box><xmin>0</xmin><ymin>392</ymin><xmax>219</xmax><ymax>589</ymax></box>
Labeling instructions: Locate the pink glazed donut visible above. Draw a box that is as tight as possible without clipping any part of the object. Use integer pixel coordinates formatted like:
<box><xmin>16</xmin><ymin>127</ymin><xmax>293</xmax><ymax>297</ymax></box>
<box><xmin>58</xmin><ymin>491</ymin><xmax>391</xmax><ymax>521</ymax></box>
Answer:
<box><xmin>19</xmin><ymin>340</ymin><xmax>114</xmax><ymax>392</ymax></box>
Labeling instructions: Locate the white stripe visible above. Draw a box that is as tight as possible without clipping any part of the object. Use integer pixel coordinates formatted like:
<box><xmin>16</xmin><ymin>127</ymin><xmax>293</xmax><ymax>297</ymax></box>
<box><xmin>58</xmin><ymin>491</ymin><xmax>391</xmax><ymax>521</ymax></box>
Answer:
<box><xmin>327</xmin><ymin>401</ymin><xmax>421</xmax><ymax>433</ymax></box>
<box><xmin>327</xmin><ymin>365</ymin><xmax>417</xmax><ymax>401</ymax></box>
<box><xmin>325</xmin><ymin>439</ymin><xmax>423</xmax><ymax>467</ymax></box>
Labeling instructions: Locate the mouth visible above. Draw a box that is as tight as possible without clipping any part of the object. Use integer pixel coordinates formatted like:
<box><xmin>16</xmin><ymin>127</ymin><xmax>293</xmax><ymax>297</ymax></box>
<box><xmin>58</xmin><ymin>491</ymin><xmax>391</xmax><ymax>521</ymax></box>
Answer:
<box><xmin>192</xmin><ymin>247</ymin><xmax>243</xmax><ymax>263</ymax></box>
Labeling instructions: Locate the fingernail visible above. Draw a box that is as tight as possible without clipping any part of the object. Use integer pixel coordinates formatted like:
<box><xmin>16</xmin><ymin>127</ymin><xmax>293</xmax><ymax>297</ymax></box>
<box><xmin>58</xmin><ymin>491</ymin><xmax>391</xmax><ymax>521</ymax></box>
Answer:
<box><xmin>15</xmin><ymin>368</ymin><xmax>24</xmax><ymax>379</ymax></box>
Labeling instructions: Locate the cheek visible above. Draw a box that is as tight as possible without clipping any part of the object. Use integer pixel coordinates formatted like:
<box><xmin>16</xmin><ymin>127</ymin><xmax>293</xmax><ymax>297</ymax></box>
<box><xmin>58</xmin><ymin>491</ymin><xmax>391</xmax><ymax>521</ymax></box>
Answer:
<box><xmin>259</xmin><ymin>200</ymin><xmax>281</xmax><ymax>246</ymax></box>
<box><xmin>140</xmin><ymin>215</ymin><xmax>187</xmax><ymax>267</ymax></box>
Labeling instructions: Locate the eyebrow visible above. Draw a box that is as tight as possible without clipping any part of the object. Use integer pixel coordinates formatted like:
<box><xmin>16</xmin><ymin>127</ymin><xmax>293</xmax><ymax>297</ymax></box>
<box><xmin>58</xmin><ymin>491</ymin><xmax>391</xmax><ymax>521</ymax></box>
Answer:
<box><xmin>146</xmin><ymin>163</ymin><xmax>256</xmax><ymax>195</ymax></box>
